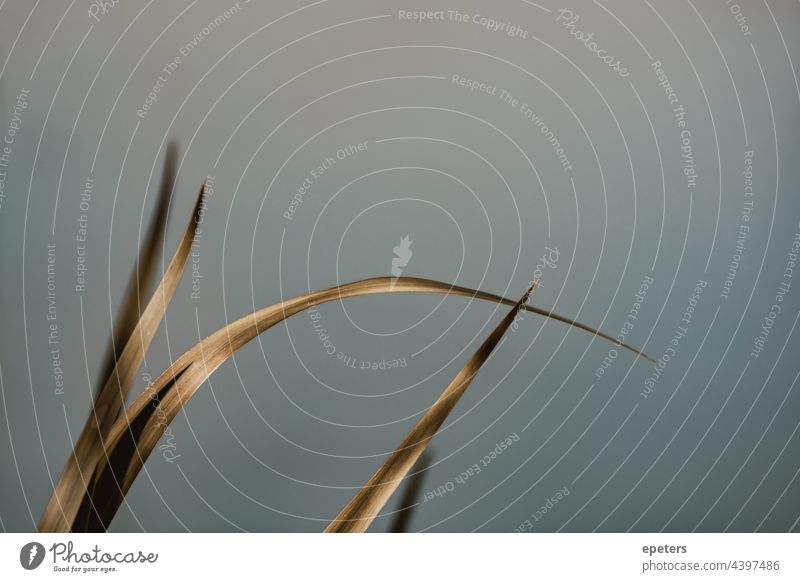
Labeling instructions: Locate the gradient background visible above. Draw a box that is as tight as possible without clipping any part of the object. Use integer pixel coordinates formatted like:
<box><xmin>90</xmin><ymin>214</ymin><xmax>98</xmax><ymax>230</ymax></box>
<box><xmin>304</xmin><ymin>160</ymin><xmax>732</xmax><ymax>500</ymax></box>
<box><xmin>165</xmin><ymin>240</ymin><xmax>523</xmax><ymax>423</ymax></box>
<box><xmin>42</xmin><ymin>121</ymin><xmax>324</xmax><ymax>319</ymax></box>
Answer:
<box><xmin>1</xmin><ymin>0</ymin><xmax>799</xmax><ymax>532</ymax></box>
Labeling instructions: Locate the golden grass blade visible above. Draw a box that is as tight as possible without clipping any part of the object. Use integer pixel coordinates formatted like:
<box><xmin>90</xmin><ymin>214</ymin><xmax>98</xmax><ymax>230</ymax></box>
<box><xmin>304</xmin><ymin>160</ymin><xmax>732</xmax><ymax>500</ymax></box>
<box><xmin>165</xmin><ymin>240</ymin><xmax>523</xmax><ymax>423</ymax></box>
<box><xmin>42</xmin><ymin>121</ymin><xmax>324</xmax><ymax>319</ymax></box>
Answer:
<box><xmin>72</xmin><ymin>277</ymin><xmax>649</xmax><ymax>531</ymax></box>
<box><xmin>38</xmin><ymin>182</ymin><xmax>207</xmax><ymax>533</ymax></box>
<box><xmin>324</xmin><ymin>284</ymin><xmax>535</xmax><ymax>533</ymax></box>
<box><xmin>389</xmin><ymin>450</ymin><xmax>433</xmax><ymax>533</ymax></box>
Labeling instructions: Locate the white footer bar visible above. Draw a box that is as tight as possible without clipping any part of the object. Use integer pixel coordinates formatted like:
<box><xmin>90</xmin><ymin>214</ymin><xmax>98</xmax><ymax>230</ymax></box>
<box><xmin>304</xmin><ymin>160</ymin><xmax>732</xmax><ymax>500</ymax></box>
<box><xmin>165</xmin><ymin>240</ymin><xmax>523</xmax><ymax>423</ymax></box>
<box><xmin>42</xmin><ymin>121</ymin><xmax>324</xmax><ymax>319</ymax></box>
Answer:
<box><xmin>1</xmin><ymin>533</ymin><xmax>796</xmax><ymax>581</ymax></box>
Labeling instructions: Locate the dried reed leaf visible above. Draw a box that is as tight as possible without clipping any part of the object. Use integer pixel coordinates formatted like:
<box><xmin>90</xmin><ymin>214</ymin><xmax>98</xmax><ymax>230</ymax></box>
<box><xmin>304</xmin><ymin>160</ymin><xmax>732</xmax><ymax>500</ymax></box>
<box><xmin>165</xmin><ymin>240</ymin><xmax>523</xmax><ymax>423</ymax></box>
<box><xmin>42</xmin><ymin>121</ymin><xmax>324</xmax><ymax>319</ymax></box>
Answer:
<box><xmin>93</xmin><ymin>142</ymin><xmax>177</xmax><ymax>400</ymax></box>
<box><xmin>324</xmin><ymin>284</ymin><xmax>535</xmax><ymax>533</ymax></box>
<box><xmin>69</xmin><ymin>275</ymin><xmax>648</xmax><ymax>531</ymax></box>
<box><xmin>38</xmin><ymin>181</ymin><xmax>206</xmax><ymax>533</ymax></box>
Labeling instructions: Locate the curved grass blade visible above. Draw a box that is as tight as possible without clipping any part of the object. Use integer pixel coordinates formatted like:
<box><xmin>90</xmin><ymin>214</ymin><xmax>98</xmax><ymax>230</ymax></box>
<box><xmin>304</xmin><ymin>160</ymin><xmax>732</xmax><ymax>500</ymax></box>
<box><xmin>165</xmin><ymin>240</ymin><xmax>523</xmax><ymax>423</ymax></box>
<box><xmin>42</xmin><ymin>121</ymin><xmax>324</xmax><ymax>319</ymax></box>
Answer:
<box><xmin>73</xmin><ymin>276</ymin><xmax>649</xmax><ymax>531</ymax></box>
<box><xmin>38</xmin><ymin>182</ymin><xmax>207</xmax><ymax>533</ymax></box>
<box><xmin>324</xmin><ymin>284</ymin><xmax>535</xmax><ymax>533</ymax></box>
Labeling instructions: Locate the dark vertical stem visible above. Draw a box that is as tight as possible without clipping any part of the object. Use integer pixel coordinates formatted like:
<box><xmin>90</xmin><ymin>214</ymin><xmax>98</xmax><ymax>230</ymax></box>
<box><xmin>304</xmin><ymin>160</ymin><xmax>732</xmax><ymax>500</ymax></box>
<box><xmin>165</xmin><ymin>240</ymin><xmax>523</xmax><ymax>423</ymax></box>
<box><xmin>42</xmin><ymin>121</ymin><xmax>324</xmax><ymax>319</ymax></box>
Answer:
<box><xmin>94</xmin><ymin>141</ymin><xmax>177</xmax><ymax>403</ymax></box>
<box><xmin>389</xmin><ymin>450</ymin><xmax>433</xmax><ymax>533</ymax></box>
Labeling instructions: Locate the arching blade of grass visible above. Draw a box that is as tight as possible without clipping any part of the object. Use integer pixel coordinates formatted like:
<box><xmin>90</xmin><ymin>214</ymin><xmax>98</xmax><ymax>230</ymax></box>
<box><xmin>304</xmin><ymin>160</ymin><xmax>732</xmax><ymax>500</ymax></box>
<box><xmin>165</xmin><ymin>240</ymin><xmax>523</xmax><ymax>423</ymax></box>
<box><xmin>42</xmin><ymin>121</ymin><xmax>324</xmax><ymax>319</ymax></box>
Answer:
<box><xmin>38</xmin><ymin>182</ymin><xmax>207</xmax><ymax>533</ymax></box>
<box><xmin>69</xmin><ymin>275</ymin><xmax>648</xmax><ymax>532</ymax></box>
<box><xmin>324</xmin><ymin>284</ymin><xmax>535</xmax><ymax>533</ymax></box>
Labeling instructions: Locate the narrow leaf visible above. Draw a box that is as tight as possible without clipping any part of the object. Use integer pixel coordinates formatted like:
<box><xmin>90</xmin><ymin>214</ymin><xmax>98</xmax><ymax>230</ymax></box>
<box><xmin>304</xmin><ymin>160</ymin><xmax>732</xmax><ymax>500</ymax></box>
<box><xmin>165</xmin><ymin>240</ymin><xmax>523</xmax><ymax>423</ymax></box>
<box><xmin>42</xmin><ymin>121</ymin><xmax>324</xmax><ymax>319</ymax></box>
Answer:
<box><xmin>71</xmin><ymin>277</ymin><xmax>648</xmax><ymax>531</ymax></box>
<box><xmin>38</xmin><ymin>182</ymin><xmax>206</xmax><ymax>533</ymax></box>
<box><xmin>324</xmin><ymin>284</ymin><xmax>535</xmax><ymax>533</ymax></box>
<box><xmin>93</xmin><ymin>142</ymin><xmax>177</xmax><ymax>401</ymax></box>
<box><xmin>389</xmin><ymin>450</ymin><xmax>433</xmax><ymax>533</ymax></box>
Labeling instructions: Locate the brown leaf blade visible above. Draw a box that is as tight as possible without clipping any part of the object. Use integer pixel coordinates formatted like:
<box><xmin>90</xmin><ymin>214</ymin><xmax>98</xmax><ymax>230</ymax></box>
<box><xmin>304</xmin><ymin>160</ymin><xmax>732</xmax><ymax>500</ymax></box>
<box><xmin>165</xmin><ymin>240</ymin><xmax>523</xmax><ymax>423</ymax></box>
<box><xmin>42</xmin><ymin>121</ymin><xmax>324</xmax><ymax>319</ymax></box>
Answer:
<box><xmin>93</xmin><ymin>142</ymin><xmax>177</xmax><ymax>401</ymax></box>
<box><xmin>324</xmin><ymin>284</ymin><xmax>535</xmax><ymax>533</ymax></box>
<box><xmin>70</xmin><ymin>277</ymin><xmax>648</xmax><ymax>531</ymax></box>
<box><xmin>38</xmin><ymin>182</ymin><xmax>206</xmax><ymax>533</ymax></box>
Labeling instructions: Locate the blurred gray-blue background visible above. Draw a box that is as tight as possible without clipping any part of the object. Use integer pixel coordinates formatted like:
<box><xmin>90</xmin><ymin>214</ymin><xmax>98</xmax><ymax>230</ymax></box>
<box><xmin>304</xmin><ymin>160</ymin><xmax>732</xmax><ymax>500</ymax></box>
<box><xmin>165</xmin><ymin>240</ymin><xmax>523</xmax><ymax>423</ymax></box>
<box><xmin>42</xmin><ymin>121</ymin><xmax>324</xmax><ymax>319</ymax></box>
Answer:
<box><xmin>1</xmin><ymin>0</ymin><xmax>799</xmax><ymax>532</ymax></box>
